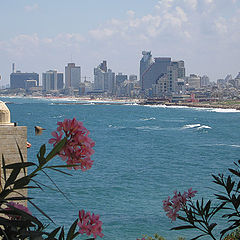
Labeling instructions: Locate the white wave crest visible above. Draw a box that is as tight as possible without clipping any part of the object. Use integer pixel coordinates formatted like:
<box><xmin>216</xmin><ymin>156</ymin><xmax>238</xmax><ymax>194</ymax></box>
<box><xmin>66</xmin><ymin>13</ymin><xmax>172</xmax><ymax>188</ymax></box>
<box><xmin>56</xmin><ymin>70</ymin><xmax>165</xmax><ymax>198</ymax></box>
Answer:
<box><xmin>209</xmin><ymin>108</ymin><xmax>240</xmax><ymax>113</ymax></box>
<box><xmin>197</xmin><ymin>125</ymin><xmax>212</xmax><ymax>130</ymax></box>
<box><xmin>140</xmin><ymin>117</ymin><xmax>156</xmax><ymax>121</ymax></box>
<box><xmin>182</xmin><ymin>124</ymin><xmax>201</xmax><ymax>129</ymax></box>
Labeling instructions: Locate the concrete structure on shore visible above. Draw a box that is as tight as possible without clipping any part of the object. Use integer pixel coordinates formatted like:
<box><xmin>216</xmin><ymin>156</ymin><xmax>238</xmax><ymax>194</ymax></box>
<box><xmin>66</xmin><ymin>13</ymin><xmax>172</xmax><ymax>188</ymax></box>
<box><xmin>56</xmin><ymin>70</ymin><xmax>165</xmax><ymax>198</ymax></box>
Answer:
<box><xmin>0</xmin><ymin>101</ymin><xmax>27</xmax><ymax>203</ymax></box>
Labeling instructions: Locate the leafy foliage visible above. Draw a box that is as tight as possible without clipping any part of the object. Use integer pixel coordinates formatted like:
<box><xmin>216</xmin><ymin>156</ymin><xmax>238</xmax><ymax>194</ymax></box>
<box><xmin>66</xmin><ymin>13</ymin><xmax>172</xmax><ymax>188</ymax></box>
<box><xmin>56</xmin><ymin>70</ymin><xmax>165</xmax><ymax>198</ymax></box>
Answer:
<box><xmin>164</xmin><ymin>160</ymin><xmax>240</xmax><ymax>240</ymax></box>
<box><xmin>0</xmin><ymin>119</ymin><xmax>101</xmax><ymax>240</ymax></box>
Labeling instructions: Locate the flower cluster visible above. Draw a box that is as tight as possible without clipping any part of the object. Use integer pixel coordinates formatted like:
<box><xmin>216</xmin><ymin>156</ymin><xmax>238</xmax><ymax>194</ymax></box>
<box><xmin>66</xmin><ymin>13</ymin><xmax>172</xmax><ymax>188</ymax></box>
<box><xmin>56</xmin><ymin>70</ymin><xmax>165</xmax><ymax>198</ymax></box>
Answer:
<box><xmin>78</xmin><ymin>209</ymin><xmax>104</xmax><ymax>238</ymax></box>
<box><xmin>163</xmin><ymin>188</ymin><xmax>197</xmax><ymax>221</ymax></box>
<box><xmin>49</xmin><ymin>118</ymin><xmax>95</xmax><ymax>171</ymax></box>
<box><xmin>6</xmin><ymin>202</ymin><xmax>32</xmax><ymax>220</ymax></box>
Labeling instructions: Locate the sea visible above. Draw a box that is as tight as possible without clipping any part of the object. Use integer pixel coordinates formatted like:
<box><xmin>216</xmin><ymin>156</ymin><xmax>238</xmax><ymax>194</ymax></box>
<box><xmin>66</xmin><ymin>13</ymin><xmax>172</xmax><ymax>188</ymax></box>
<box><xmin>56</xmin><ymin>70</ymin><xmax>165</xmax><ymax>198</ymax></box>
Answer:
<box><xmin>2</xmin><ymin>96</ymin><xmax>240</xmax><ymax>240</ymax></box>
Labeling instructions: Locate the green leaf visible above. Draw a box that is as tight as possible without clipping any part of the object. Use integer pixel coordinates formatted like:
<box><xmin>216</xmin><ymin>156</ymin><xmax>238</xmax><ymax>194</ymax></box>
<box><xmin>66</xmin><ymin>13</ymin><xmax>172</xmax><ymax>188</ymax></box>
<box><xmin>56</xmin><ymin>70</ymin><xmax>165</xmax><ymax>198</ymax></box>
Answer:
<box><xmin>191</xmin><ymin>234</ymin><xmax>207</xmax><ymax>240</ymax></box>
<box><xmin>208</xmin><ymin>223</ymin><xmax>217</xmax><ymax>231</ymax></box>
<box><xmin>203</xmin><ymin>200</ymin><xmax>211</xmax><ymax>218</ymax></box>
<box><xmin>215</xmin><ymin>194</ymin><xmax>229</xmax><ymax>201</ymax></box>
<box><xmin>4</xmin><ymin>168</ymin><xmax>21</xmax><ymax>189</ymax></box>
<box><xmin>45</xmin><ymin>138</ymin><xmax>67</xmax><ymax>162</ymax></box>
<box><xmin>66</xmin><ymin>219</ymin><xmax>78</xmax><ymax>240</ymax></box>
<box><xmin>46</xmin><ymin>227</ymin><xmax>61</xmax><ymax>239</ymax></box>
<box><xmin>13</xmin><ymin>176</ymin><xmax>30</xmax><ymax>189</ymax></box>
<box><xmin>16</xmin><ymin>141</ymin><xmax>27</xmax><ymax>176</ymax></box>
<box><xmin>5</xmin><ymin>196</ymin><xmax>32</xmax><ymax>201</ymax></box>
<box><xmin>171</xmin><ymin>225</ymin><xmax>196</xmax><ymax>230</ymax></box>
<box><xmin>229</xmin><ymin>168</ymin><xmax>240</xmax><ymax>177</ymax></box>
<box><xmin>37</xmin><ymin>144</ymin><xmax>47</xmax><ymax>166</ymax></box>
<box><xmin>46</xmin><ymin>164</ymin><xmax>80</xmax><ymax>169</ymax></box>
<box><xmin>4</xmin><ymin>162</ymin><xmax>36</xmax><ymax>169</ymax></box>
<box><xmin>59</xmin><ymin>227</ymin><xmax>65</xmax><ymax>240</ymax></box>
<box><xmin>46</xmin><ymin>167</ymin><xmax>72</xmax><ymax>176</ymax></box>
<box><xmin>1</xmin><ymin>154</ymin><xmax>7</xmax><ymax>182</ymax></box>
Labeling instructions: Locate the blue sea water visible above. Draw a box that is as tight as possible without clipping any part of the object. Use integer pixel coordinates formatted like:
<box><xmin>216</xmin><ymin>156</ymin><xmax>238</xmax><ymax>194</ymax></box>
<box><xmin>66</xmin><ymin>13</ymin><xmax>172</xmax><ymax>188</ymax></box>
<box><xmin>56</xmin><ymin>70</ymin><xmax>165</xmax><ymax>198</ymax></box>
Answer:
<box><xmin>2</xmin><ymin>96</ymin><xmax>240</xmax><ymax>240</ymax></box>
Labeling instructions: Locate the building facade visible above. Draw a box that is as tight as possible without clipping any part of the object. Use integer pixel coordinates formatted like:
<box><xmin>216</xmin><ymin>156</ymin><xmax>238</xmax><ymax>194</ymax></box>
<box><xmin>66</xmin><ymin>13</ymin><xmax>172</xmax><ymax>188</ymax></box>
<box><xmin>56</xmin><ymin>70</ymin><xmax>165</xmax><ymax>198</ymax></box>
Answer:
<box><xmin>42</xmin><ymin>70</ymin><xmax>64</xmax><ymax>91</ymax></box>
<box><xmin>10</xmin><ymin>71</ymin><xmax>39</xmax><ymax>89</ymax></box>
<box><xmin>65</xmin><ymin>63</ymin><xmax>81</xmax><ymax>89</ymax></box>
<box><xmin>94</xmin><ymin>61</ymin><xmax>115</xmax><ymax>94</ymax></box>
<box><xmin>140</xmin><ymin>51</ymin><xmax>153</xmax><ymax>87</ymax></box>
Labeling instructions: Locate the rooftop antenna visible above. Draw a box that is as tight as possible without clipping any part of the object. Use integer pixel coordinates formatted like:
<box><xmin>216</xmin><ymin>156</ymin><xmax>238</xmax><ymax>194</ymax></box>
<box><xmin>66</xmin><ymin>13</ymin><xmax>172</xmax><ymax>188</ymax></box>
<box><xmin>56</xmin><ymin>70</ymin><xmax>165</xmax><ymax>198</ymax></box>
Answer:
<box><xmin>70</xmin><ymin>54</ymin><xmax>73</xmax><ymax>63</ymax></box>
<box><xmin>12</xmin><ymin>63</ymin><xmax>15</xmax><ymax>73</ymax></box>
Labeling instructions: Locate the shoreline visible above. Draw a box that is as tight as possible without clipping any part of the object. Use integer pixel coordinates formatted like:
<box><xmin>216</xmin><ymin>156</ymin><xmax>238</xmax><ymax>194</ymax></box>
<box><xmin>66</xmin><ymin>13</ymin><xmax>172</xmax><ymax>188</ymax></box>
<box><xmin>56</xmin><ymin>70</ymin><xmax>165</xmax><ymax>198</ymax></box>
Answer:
<box><xmin>1</xmin><ymin>94</ymin><xmax>240</xmax><ymax>111</ymax></box>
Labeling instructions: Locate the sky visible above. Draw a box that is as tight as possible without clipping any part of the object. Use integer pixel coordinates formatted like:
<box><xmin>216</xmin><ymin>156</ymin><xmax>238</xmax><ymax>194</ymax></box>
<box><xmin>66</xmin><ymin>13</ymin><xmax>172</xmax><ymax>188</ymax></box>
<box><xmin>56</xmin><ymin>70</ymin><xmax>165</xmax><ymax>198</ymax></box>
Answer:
<box><xmin>0</xmin><ymin>0</ymin><xmax>239</xmax><ymax>85</ymax></box>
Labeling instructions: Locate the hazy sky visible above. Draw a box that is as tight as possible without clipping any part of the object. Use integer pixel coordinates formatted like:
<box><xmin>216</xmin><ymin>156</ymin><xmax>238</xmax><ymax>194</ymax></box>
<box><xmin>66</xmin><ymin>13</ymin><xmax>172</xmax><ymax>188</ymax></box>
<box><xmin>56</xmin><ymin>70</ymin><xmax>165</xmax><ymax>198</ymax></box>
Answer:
<box><xmin>0</xmin><ymin>0</ymin><xmax>239</xmax><ymax>85</ymax></box>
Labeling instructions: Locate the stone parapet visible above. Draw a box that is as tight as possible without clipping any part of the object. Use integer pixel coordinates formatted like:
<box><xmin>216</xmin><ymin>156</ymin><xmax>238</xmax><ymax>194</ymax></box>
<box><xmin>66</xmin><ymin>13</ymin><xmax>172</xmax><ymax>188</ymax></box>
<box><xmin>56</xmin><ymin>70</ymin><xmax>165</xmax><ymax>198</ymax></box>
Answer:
<box><xmin>0</xmin><ymin>125</ymin><xmax>27</xmax><ymax>205</ymax></box>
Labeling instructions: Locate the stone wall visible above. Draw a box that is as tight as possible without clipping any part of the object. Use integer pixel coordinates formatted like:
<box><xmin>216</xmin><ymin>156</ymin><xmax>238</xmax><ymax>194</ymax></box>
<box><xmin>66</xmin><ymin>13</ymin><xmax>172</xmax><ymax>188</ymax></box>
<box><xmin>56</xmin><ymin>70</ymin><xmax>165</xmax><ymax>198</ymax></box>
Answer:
<box><xmin>0</xmin><ymin>125</ymin><xmax>27</xmax><ymax>204</ymax></box>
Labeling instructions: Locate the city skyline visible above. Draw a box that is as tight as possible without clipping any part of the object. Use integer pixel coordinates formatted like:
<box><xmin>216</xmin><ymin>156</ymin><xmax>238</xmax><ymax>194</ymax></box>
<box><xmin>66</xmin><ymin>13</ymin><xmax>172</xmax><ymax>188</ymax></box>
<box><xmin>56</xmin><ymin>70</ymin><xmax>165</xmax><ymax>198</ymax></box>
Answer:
<box><xmin>0</xmin><ymin>0</ymin><xmax>239</xmax><ymax>85</ymax></box>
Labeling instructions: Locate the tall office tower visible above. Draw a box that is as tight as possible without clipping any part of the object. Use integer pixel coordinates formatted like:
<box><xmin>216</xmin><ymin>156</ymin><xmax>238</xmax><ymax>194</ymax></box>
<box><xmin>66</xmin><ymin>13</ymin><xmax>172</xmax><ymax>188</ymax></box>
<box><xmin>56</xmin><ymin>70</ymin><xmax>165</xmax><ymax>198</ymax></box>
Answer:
<box><xmin>42</xmin><ymin>70</ymin><xmax>57</xmax><ymax>91</ymax></box>
<box><xmin>10</xmin><ymin>71</ymin><xmax>39</xmax><ymax>89</ymax></box>
<box><xmin>57</xmin><ymin>73</ymin><xmax>64</xmax><ymax>89</ymax></box>
<box><xmin>141</xmin><ymin>57</ymin><xmax>171</xmax><ymax>91</ymax></box>
<box><xmin>99</xmin><ymin>60</ymin><xmax>107</xmax><ymax>72</ymax></box>
<box><xmin>140</xmin><ymin>51</ymin><xmax>153</xmax><ymax>87</ymax></box>
<box><xmin>65</xmin><ymin>63</ymin><xmax>81</xmax><ymax>89</ymax></box>
<box><xmin>104</xmin><ymin>69</ymin><xmax>115</xmax><ymax>94</ymax></box>
<box><xmin>94</xmin><ymin>67</ymin><xmax>105</xmax><ymax>90</ymax></box>
<box><xmin>94</xmin><ymin>61</ymin><xmax>115</xmax><ymax>94</ymax></box>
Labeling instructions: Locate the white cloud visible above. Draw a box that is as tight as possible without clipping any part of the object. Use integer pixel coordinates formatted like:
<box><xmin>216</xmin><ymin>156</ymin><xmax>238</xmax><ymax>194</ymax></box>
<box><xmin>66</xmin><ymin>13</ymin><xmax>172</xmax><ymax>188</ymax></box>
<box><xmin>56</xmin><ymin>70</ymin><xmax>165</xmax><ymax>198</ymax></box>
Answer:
<box><xmin>205</xmin><ymin>0</ymin><xmax>214</xmax><ymax>4</ymax></box>
<box><xmin>214</xmin><ymin>17</ymin><xmax>228</xmax><ymax>35</ymax></box>
<box><xmin>184</xmin><ymin>0</ymin><xmax>198</xmax><ymax>10</ymax></box>
<box><xmin>24</xmin><ymin>3</ymin><xmax>39</xmax><ymax>12</ymax></box>
<box><xmin>126</xmin><ymin>10</ymin><xmax>135</xmax><ymax>18</ymax></box>
<box><xmin>155</xmin><ymin>0</ymin><xmax>174</xmax><ymax>9</ymax></box>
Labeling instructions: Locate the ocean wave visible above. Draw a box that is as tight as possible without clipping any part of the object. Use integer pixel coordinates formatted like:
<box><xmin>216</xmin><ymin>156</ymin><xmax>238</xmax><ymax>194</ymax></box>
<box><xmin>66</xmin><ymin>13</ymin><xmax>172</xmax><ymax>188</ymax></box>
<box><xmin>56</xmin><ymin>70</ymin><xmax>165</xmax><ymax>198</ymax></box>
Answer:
<box><xmin>182</xmin><ymin>124</ymin><xmax>201</xmax><ymax>129</ymax></box>
<box><xmin>145</xmin><ymin>105</ymin><xmax>189</xmax><ymax>109</ymax></box>
<box><xmin>208</xmin><ymin>108</ymin><xmax>240</xmax><ymax>113</ymax></box>
<box><xmin>140</xmin><ymin>117</ymin><xmax>156</xmax><ymax>121</ymax></box>
<box><xmin>197</xmin><ymin>125</ymin><xmax>212</xmax><ymax>130</ymax></box>
<box><xmin>207</xmin><ymin>143</ymin><xmax>240</xmax><ymax>148</ymax></box>
<box><xmin>182</xmin><ymin>124</ymin><xmax>211</xmax><ymax>130</ymax></box>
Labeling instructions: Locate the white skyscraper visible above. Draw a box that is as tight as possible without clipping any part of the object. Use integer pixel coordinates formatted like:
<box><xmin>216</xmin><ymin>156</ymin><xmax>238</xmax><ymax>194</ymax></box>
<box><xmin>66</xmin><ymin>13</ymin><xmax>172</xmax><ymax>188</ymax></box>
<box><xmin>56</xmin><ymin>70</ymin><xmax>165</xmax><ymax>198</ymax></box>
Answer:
<box><xmin>65</xmin><ymin>63</ymin><xmax>81</xmax><ymax>89</ymax></box>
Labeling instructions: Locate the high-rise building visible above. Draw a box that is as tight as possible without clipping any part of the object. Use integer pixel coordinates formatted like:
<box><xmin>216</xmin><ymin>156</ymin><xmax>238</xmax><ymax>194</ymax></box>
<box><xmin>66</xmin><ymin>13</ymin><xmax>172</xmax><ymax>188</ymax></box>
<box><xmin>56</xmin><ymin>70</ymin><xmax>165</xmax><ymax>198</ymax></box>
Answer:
<box><xmin>57</xmin><ymin>73</ymin><xmax>64</xmax><ymax>89</ymax></box>
<box><xmin>99</xmin><ymin>60</ymin><xmax>107</xmax><ymax>72</ymax></box>
<box><xmin>140</xmin><ymin>51</ymin><xmax>153</xmax><ymax>86</ymax></box>
<box><xmin>42</xmin><ymin>70</ymin><xmax>64</xmax><ymax>91</ymax></box>
<box><xmin>94</xmin><ymin>61</ymin><xmax>115</xmax><ymax>94</ymax></box>
<box><xmin>65</xmin><ymin>63</ymin><xmax>81</xmax><ymax>89</ymax></box>
<box><xmin>141</xmin><ymin>57</ymin><xmax>171</xmax><ymax>91</ymax></box>
<box><xmin>10</xmin><ymin>71</ymin><xmax>39</xmax><ymax>89</ymax></box>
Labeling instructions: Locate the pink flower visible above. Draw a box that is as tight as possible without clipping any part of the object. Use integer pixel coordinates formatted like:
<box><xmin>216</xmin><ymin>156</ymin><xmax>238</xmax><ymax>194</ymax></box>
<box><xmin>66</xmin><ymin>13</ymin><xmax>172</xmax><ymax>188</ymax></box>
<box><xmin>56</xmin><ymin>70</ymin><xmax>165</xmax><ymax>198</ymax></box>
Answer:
<box><xmin>187</xmin><ymin>188</ymin><xmax>197</xmax><ymax>198</ymax></box>
<box><xmin>49</xmin><ymin>131</ymin><xmax>63</xmax><ymax>146</ymax></box>
<box><xmin>166</xmin><ymin>208</ymin><xmax>179</xmax><ymax>221</ymax></box>
<box><xmin>163</xmin><ymin>188</ymin><xmax>197</xmax><ymax>221</ymax></box>
<box><xmin>49</xmin><ymin>118</ymin><xmax>95</xmax><ymax>171</ymax></box>
<box><xmin>78</xmin><ymin>209</ymin><xmax>104</xmax><ymax>238</ymax></box>
<box><xmin>6</xmin><ymin>202</ymin><xmax>32</xmax><ymax>220</ymax></box>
